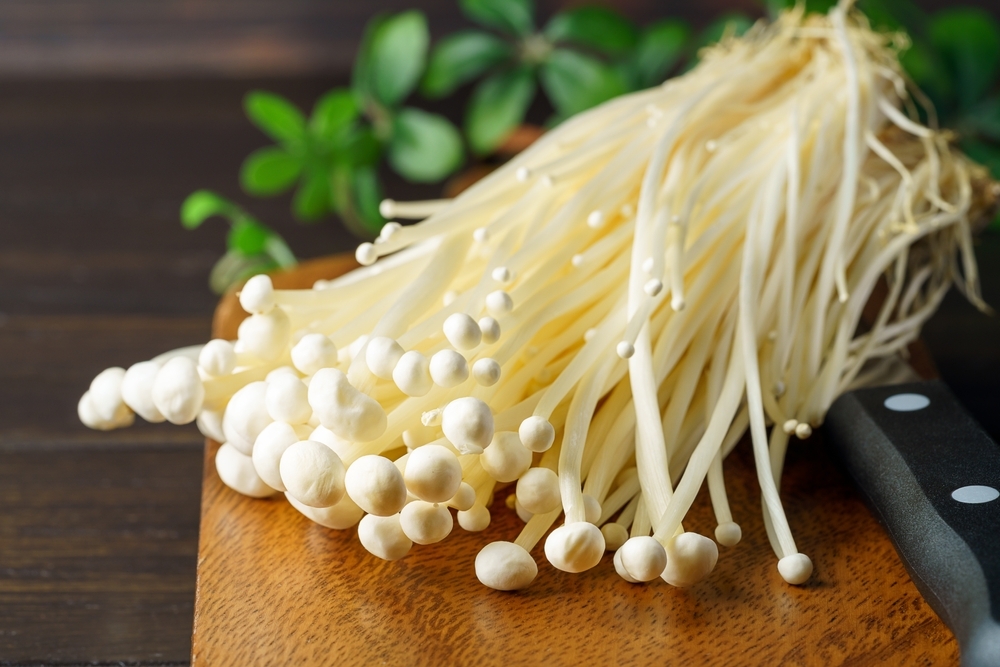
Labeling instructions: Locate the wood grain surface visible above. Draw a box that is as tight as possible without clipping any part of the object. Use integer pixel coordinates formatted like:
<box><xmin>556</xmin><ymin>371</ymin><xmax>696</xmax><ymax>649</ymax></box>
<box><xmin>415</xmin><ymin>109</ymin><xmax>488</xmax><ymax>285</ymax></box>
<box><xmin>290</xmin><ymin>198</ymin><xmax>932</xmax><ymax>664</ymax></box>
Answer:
<box><xmin>192</xmin><ymin>256</ymin><xmax>959</xmax><ymax>667</ymax></box>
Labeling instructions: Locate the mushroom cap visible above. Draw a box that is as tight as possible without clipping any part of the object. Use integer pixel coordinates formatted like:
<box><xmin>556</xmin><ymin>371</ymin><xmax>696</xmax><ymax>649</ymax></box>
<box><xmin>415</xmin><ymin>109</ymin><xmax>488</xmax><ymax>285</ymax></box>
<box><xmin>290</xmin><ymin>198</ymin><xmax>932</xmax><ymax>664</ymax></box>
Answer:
<box><xmin>239</xmin><ymin>274</ymin><xmax>275</xmax><ymax>314</ymax></box>
<box><xmin>198</xmin><ymin>339</ymin><xmax>236</xmax><ymax>377</ymax></box>
<box><xmin>216</xmin><ymin>442</ymin><xmax>276</xmax><ymax>498</ymax></box>
<box><xmin>475</xmin><ymin>541</ymin><xmax>537</xmax><ymax>591</ymax></box>
<box><xmin>287</xmin><ymin>492</ymin><xmax>364</xmax><ymax>530</ymax></box>
<box><xmin>237</xmin><ymin>307</ymin><xmax>290</xmax><ymax>362</ymax></box>
<box><xmin>443</xmin><ymin>313</ymin><xmax>482</xmax><ymax>350</ymax></box>
<box><xmin>392</xmin><ymin>350</ymin><xmax>432</xmax><ymax>397</ymax></box>
<box><xmin>307</xmin><ymin>368</ymin><xmax>387</xmax><ymax>443</ymax></box>
<box><xmin>715</xmin><ymin>521</ymin><xmax>743</xmax><ymax>547</ymax></box>
<box><xmin>365</xmin><ymin>337</ymin><xmax>404</xmax><ymax>380</ymax></box>
<box><xmin>121</xmin><ymin>361</ymin><xmax>165</xmax><ymax>423</ymax></box>
<box><xmin>78</xmin><ymin>391</ymin><xmax>134</xmax><ymax>431</ymax></box>
<box><xmin>357</xmin><ymin>513</ymin><xmax>412</xmax><ymax>561</ymax></box>
<box><xmin>518</xmin><ymin>416</ymin><xmax>555</xmax><ymax>453</ymax></box>
<box><xmin>265</xmin><ymin>373</ymin><xmax>311</xmax><ymax>424</ymax></box>
<box><xmin>291</xmin><ymin>333</ymin><xmax>337</xmax><ymax>375</ymax></box>
<box><xmin>516</xmin><ymin>467</ymin><xmax>561</xmax><ymax>515</ymax></box>
<box><xmin>399</xmin><ymin>501</ymin><xmax>453</xmax><ymax>545</ymax></box>
<box><xmin>614</xmin><ymin>536</ymin><xmax>667</xmax><ymax>583</ymax></box>
<box><xmin>478</xmin><ymin>317</ymin><xmax>501</xmax><ymax>345</ymax></box>
<box><xmin>449</xmin><ymin>482</ymin><xmax>476</xmax><ymax>512</ymax></box>
<box><xmin>403</xmin><ymin>444</ymin><xmax>462</xmax><ymax>503</ymax></box>
<box><xmin>544</xmin><ymin>522</ymin><xmax>605</xmax><ymax>573</ymax></box>
<box><xmin>442</xmin><ymin>397</ymin><xmax>494</xmax><ymax>455</ymax></box>
<box><xmin>472</xmin><ymin>358</ymin><xmax>501</xmax><ymax>386</ymax></box>
<box><xmin>777</xmin><ymin>552</ymin><xmax>813</xmax><ymax>585</ymax></box>
<box><xmin>582</xmin><ymin>494</ymin><xmax>602</xmax><ymax>524</ymax></box>
<box><xmin>479</xmin><ymin>431</ymin><xmax>531</xmax><ymax>483</ymax></box>
<box><xmin>661</xmin><ymin>532</ymin><xmax>719</xmax><ymax>587</ymax></box>
<box><xmin>222</xmin><ymin>380</ymin><xmax>272</xmax><ymax>455</ymax></box>
<box><xmin>429</xmin><ymin>349</ymin><xmax>469</xmax><ymax>388</ymax></box>
<box><xmin>251</xmin><ymin>421</ymin><xmax>301</xmax><ymax>491</ymax></box>
<box><xmin>601</xmin><ymin>523</ymin><xmax>629</xmax><ymax>552</ymax></box>
<box><xmin>279</xmin><ymin>439</ymin><xmax>346</xmax><ymax>508</ymax></box>
<box><xmin>345</xmin><ymin>455</ymin><xmax>408</xmax><ymax>516</ymax></box>
<box><xmin>457</xmin><ymin>504</ymin><xmax>491</xmax><ymax>532</ymax></box>
<box><xmin>151</xmin><ymin>356</ymin><xmax>205</xmax><ymax>425</ymax></box>
<box><xmin>196</xmin><ymin>408</ymin><xmax>225</xmax><ymax>443</ymax></box>
<box><xmin>89</xmin><ymin>367</ymin><xmax>127</xmax><ymax>423</ymax></box>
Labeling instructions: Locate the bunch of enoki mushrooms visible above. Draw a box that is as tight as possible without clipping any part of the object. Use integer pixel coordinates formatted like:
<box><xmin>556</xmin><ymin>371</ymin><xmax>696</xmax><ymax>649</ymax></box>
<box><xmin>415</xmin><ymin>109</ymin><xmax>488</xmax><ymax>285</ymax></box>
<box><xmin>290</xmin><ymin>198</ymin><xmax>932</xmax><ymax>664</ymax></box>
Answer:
<box><xmin>80</xmin><ymin>5</ymin><xmax>995</xmax><ymax>591</ymax></box>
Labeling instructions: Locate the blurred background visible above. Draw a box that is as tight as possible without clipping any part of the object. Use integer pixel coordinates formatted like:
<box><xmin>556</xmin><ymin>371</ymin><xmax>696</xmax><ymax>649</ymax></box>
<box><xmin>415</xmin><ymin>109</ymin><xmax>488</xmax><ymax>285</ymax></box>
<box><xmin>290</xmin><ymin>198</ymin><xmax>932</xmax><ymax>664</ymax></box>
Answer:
<box><xmin>1</xmin><ymin>0</ymin><xmax>999</xmax><ymax>664</ymax></box>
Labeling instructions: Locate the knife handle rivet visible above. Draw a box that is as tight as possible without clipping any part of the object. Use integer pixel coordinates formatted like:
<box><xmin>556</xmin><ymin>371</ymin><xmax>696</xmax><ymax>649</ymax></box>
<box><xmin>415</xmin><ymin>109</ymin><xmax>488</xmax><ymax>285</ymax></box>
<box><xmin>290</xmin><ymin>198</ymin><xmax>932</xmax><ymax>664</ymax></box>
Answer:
<box><xmin>883</xmin><ymin>393</ymin><xmax>930</xmax><ymax>412</ymax></box>
<box><xmin>950</xmin><ymin>485</ymin><xmax>999</xmax><ymax>504</ymax></box>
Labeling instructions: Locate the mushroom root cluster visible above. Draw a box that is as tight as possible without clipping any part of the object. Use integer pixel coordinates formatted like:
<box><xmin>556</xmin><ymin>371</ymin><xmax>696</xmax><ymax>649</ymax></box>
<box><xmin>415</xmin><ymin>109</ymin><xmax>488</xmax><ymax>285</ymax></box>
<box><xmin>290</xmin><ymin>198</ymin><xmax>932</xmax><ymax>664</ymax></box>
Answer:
<box><xmin>81</xmin><ymin>7</ymin><xmax>988</xmax><ymax>592</ymax></box>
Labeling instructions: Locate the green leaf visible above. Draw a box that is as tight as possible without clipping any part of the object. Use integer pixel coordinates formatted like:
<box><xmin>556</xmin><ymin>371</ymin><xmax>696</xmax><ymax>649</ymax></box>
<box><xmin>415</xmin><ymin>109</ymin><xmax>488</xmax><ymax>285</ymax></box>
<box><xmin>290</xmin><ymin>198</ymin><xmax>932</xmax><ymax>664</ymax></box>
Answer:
<box><xmin>465</xmin><ymin>66</ymin><xmax>536</xmax><ymax>155</ymax></box>
<box><xmin>389</xmin><ymin>108</ymin><xmax>464</xmax><ymax>182</ymax></box>
<box><xmin>460</xmin><ymin>0</ymin><xmax>534</xmax><ymax>36</ymax></box>
<box><xmin>310</xmin><ymin>89</ymin><xmax>359</xmax><ymax>144</ymax></box>
<box><xmin>180</xmin><ymin>190</ymin><xmax>239</xmax><ymax>229</ymax></box>
<box><xmin>293</xmin><ymin>169</ymin><xmax>332</xmax><ymax>221</ymax></box>
<box><xmin>208</xmin><ymin>251</ymin><xmax>278</xmax><ymax>295</ymax></box>
<box><xmin>856</xmin><ymin>0</ymin><xmax>928</xmax><ymax>33</ymax></box>
<box><xmin>352</xmin><ymin>14</ymin><xmax>388</xmax><ymax>100</ymax></box>
<box><xmin>422</xmin><ymin>31</ymin><xmax>513</xmax><ymax>98</ymax></box>
<box><xmin>540</xmin><ymin>49</ymin><xmax>626</xmax><ymax>117</ymax></box>
<box><xmin>367</xmin><ymin>11</ymin><xmax>430</xmax><ymax>107</ymax></box>
<box><xmin>625</xmin><ymin>19</ymin><xmax>691</xmax><ymax>89</ymax></box>
<box><xmin>227</xmin><ymin>219</ymin><xmax>272</xmax><ymax>256</ymax></box>
<box><xmin>352</xmin><ymin>167</ymin><xmax>387</xmax><ymax>236</ymax></box>
<box><xmin>544</xmin><ymin>7</ymin><xmax>638</xmax><ymax>56</ymax></box>
<box><xmin>899</xmin><ymin>38</ymin><xmax>952</xmax><ymax>106</ymax></box>
<box><xmin>240</xmin><ymin>147</ymin><xmax>303</xmax><ymax>196</ymax></box>
<box><xmin>263</xmin><ymin>235</ymin><xmax>297</xmax><ymax>269</ymax></box>
<box><xmin>930</xmin><ymin>8</ymin><xmax>1000</xmax><ymax>111</ymax></box>
<box><xmin>244</xmin><ymin>91</ymin><xmax>307</xmax><ymax>145</ymax></box>
<box><xmin>339</xmin><ymin>125</ymin><xmax>382</xmax><ymax>168</ymax></box>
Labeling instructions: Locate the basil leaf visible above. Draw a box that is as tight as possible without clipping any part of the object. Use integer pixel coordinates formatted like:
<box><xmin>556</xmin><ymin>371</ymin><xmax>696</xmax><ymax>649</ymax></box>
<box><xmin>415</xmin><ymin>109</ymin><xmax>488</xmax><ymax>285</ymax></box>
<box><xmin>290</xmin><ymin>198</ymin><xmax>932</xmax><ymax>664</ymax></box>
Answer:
<box><xmin>244</xmin><ymin>91</ymin><xmax>307</xmax><ymax>145</ymax></box>
<box><xmin>422</xmin><ymin>31</ymin><xmax>513</xmax><ymax>98</ymax></box>
<box><xmin>368</xmin><ymin>11</ymin><xmax>430</xmax><ymax>107</ymax></box>
<box><xmin>227</xmin><ymin>219</ymin><xmax>272</xmax><ymax>256</ymax></box>
<box><xmin>931</xmin><ymin>8</ymin><xmax>1000</xmax><ymax>111</ymax></box>
<box><xmin>293</xmin><ymin>169</ymin><xmax>332</xmax><ymax>221</ymax></box>
<box><xmin>465</xmin><ymin>66</ymin><xmax>536</xmax><ymax>155</ymax></box>
<box><xmin>240</xmin><ymin>147</ymin><xmax>303</xmax><ymax>196</ymax></box>
<box><xmin>339</xmin><ymin>125</ymin><xmax>382</xmax><ymax>168</ymax></box>
<box><xmin>460</xmin><ymin>0</ymin><xmax>534</xmax><ymax>37</ymax></box>
<box><xmin>311</xmin><ymin>89</ymin><xmax>359</xmax><ymax>144</ymax></box>
<box><xmin>545</xmin><ymin>7</ymin><xmax>638</xmax><ymax>56</ymax></box>
<box><xmin>389</xmin><ymin>108</ymin><xmax>464</xmax><ymax>182</ymax></box>
<box><xmin>540</xmin><ymin>49</ymin><xmax>626</xmax><ymax>117</ymax></box>
<box><xmin>180</xmin><ymin>190</ymin><xmax>239</xmax><ymax>229</ymax></box>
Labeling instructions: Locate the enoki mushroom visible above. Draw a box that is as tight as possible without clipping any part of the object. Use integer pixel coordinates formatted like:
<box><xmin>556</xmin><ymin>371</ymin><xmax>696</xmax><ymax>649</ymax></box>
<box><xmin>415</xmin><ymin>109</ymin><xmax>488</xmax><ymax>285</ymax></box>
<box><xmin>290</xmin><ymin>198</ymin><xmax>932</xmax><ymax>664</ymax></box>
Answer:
<box><xmin>80</xmin><ymin>6</ymin><xmax>991</xmax><ymax>591</ymax></box>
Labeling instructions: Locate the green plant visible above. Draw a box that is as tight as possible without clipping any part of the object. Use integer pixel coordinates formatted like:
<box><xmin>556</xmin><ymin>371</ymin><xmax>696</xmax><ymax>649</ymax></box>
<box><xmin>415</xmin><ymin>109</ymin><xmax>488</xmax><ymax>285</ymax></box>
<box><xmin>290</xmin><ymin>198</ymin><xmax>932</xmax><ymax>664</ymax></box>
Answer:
<box><xmin>181</xmin><ymin>190</ymin><xmax>297</xmax><ymax>294</ymax></box>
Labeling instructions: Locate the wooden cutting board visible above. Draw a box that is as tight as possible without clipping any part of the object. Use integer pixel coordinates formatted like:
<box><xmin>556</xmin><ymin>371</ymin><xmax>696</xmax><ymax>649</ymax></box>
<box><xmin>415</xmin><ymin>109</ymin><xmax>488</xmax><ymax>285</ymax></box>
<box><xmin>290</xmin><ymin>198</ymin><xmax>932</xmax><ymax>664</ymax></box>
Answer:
<box><xmin>191</xmin><ymin>255</ymin><xmax>958</xmax><ymax>666</ymax></box>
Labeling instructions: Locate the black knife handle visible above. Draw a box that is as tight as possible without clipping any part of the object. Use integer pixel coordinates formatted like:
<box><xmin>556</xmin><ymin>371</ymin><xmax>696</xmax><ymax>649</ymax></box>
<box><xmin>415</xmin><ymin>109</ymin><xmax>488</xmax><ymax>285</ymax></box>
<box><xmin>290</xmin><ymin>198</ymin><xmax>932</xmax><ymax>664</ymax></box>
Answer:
<box><xmin>825</xmin><ymin>380</ymin><xmax>1000</xmax><ymax>667</ymax></box>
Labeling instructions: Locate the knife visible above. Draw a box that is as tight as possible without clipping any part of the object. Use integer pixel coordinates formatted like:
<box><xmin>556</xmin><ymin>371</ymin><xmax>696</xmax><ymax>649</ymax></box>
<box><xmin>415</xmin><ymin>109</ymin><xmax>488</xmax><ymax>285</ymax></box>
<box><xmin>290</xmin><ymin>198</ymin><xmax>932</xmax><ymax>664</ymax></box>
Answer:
<box><xmin>825</xmin><ymin>379</ymin><xmax>1000</xmax><ymax>667</ymax></box>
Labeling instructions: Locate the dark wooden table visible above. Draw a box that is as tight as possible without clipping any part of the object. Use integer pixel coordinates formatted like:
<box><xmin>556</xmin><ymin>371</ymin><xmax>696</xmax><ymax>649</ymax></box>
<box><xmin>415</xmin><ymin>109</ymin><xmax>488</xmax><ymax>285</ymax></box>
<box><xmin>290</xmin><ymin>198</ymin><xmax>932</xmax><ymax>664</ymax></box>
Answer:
<box><xmin>0</xmin><ymin>78</ymin><xmax>999</xmax><ymax>666</ymax></box>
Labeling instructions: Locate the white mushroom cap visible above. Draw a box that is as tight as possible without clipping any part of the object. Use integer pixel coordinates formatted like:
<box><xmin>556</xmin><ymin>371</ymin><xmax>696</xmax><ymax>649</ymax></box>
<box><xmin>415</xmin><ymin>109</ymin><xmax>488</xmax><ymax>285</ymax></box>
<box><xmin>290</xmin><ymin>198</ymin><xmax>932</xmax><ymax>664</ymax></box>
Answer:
<box><xmin>78</xmin><ymin>391</ymin><xmax>134</xmax><ymax>431</ymax></box>
<box><xmin>515</xmin><ymin>467</ymin><xmax>561</xmax><ymax>515</ymax></box>
<box><xmin>265</xmin><ymin>365</ymin><xmax>298</xmax><ymax>382</ymax></box>
<box><xmin>601</xmin><ymin>523</ymin><xmax>629</xmax><ymax>551</ymax></box>
<box><xmin>613</xmin><ymin>536</ymin><xmax>667</xmax><ymax>583</ymax></box>
<box><xmin>365</xmin><ymin>337</ymin><xmax>405</xmax><ymax>380</ymax></box>
<box><xmin>403</xmin><ymin>444</ymin><xmax>462</xmax><ymax>503</ymax></box>
<box><xmin>715</xmin><ymin>521</ymin><xmax>742</xmax><ymax>547</ymax></box>
<box><xmin>237</xmin><ymin>307</ymin><xmax>291</xmax><ymax>362</ymax></box>
<box><xmin>472</xmin><ymin>358</ymin><xmax>501</xmax><ymax>386</ymax></box>
<box><xmin>307</xmin><ymin>368</ymin><xmax>387</xmax><ymax>443</ymax></box>
<box><xmin>291</xmin><ymin>333</ymin><xmax>337</xmax><ymax>375</ymax></box>
<box><xmin>475</xmin><ymin>541</ymin><xmax>538</xmax><ymax>591</ymax></box>
<box><xmin>478</xmin><ymin>317</ymin><xmax>501</xmax><ymax>344</ymax></box>
<box><xmin>429</xmin><ymin>349</ymin><xmax>469</xmax><ymax>388</ymax></box>
<box><xmin>514</xmin><ymin>498</ymin><xmax>533</xmax><ymax>523</ymax></box>
<box><xmin>479</xmin><ymin>431</ymin><xmax>531</xmax><ymax>483</ymax></box>
<box><xmin>121</xmin><ymin>361</ymin><xmax>165</xmax><ymax>423</ymax></box>
<box><xmin>580</xmin><ymin>495</ymin><xmax>600</xmax><ymax>524</ymax></box>
<box><xmin>345</xmin><ymin>455</ymin><xmax>408</xmax><ymax>516</ymax></box>
<box><xmin>196</xmin><ymin>408</ymin><xmax>226</xmax><ymax>443</ymax></box>
<box><xmin>221</xmin><ymin>381</ymin><xmax>272</xmax><ymax>455</ymax></box>
<box><xmin>265</xmin><ymin>374</ymin><xmax>311</xmax><ymax>424</ymax></box>
<box><xmin>441</xmin><ymin>397</ymin><xmax>494</xmax><ymax>455</ymax></box>
<box><xmin>151</xmin><ymin>356</ymin><xmax>205</xmax><ymax>425</ymax></box>
<box><xmin>392</xmin><ymin>350</ymin><xmax>432</xmax><ymax>397</ymax></box>
<box><xmin>485</xmin><ymin>290</ymin><xmax>513</xmax><ymax>316</ymax></box>
<box><xmin>89</xmin><ymin>367</ymin><xmax>127</xmax><ymax>423</ymax></box>
<box><xmin>777</xmin><ymin>552</ymin><xmax>813</xmax><ymax>585</ymax></box>
<box><xmin>355</xmin><ymin>242</ymin><xmax>378</xmax><ymax>266</ymax></box>
<box><xmin>198</xmin><ymin>339</ymin><xmax>236</xmax><ymax>377</ymax></box>
<box><xmin>544</xmin><ymin>522</ymin><xmax>606</xmax><ymax>573</ymax></box>
<box><xmin>287</xmin><ymin>492</ymin><xmax>364</xmax><ymax>530</ymax></box>
<box><xmin>399</xmin><ymin>500</ymin><xmax>453</xmax><ymax>545</ymax></box>
<box><xmin>518</xmin><ymin>416</ymin><xmax>555</xmax><ymax>453</ymax></box>
<box><xmin>357</xmin><ymin>513</ymin><xmax>412</xmax><ymax>560</ymax></box>
<box><xmin>448</xmin><ymin>482</ymin><xmax>476</xmax><ymax>511</ymax></box>
<box><xmin>401</xmin><ymin>422</ymin><xmax>438</xmax><ymax>449</ymax></box>
<box><xmin>458</xmin><ymin>503</ymin><xmax>491</xmax><ymax>531</ymax></box>
<box><xmin>251</xmin><ymin>421</ymin><xmax>301</xmax><ymax>491</ymax></box>
<box><xmin>308</xmin><ymin>424</ymin><xmax>352</xmax><ymax>459</ymax></box>
<box><xmin>239</xmin><ymin>274</ymin><xmax>275</xmax><ymax>314</ymax></box>
<box><xmin>215</xmin><ymin>442</ymin><xmax>276</xmax><ymax>498</ymax></box>
<box><xmin>443</xmin><ymin>313</ymin><xmax>482</xmax><ymax>350</ymax></box>
<box><xmin>660</xmin><ymin>532</ymin><xmax>719</xmax><ymax>587</ymax></box>
<box><xmin>279</xmin><ymin>439</ymin><xmax>346</xmax><ymax>508</ymax></box>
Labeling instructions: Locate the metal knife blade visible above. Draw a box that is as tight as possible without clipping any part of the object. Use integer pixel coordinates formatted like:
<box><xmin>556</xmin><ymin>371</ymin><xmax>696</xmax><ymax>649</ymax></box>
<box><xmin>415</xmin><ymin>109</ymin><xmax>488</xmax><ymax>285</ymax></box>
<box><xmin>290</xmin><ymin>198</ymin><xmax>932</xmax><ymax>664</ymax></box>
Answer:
<box><xmin>825</xmin><ymin>380</ymin><xmax>1000</xmax><ymax>667</ymax></box>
